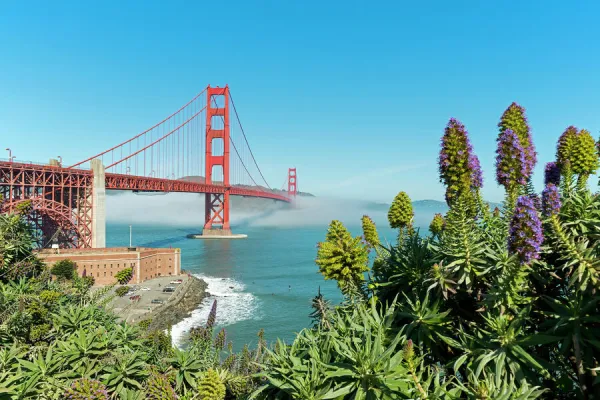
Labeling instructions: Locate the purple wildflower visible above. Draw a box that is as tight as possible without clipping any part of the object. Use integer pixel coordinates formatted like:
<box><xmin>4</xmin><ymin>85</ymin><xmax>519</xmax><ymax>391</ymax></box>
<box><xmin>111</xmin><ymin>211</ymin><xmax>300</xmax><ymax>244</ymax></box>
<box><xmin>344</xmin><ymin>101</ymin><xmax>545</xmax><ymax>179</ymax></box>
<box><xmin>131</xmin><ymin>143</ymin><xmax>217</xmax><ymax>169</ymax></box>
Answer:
<box><xmin>531</xmin><ymin>193</ymin><xmax>542</xmax><ymax>211</ymax></box>
<box><xmin>499</xmin><ymin>102</ymin><xmax>537</xmax><ymax>177</ymax></box>
<box><xmin>438</xmin><ymin>118</ymin><xmax>482</xmax><ymax>202</ymax></box>
<box><xmin>544</xmin><ymin>162</ymin><xmax>560</xmax><ymax>186</ymax></box>
<box><xmin>542</xmin><ymin>184</ymin><xmax>561</xmax><ymax>217</ymax></box>
<box><xmin>215</xmin><ymin>328</ymin><xmax>227</xmax><ymax>349</ymax></box>
<box><xmin>508</xmin><ymin>196</ymin><xmax>543</xmax><ymax>264</ymax></box>
<box><xmin>469</xmin><ymin>153</ymin><xmax>483</xmax><ymax>189</ymax></box>
<box><xmin>496</xmin><ymin>129</ymin><xmax>529</xmax><ymax>189</ymax></box>
<box><xmin>206</xmin><ymin>299</ymin><xmax>217</xmax><ymax>329</ymax></box>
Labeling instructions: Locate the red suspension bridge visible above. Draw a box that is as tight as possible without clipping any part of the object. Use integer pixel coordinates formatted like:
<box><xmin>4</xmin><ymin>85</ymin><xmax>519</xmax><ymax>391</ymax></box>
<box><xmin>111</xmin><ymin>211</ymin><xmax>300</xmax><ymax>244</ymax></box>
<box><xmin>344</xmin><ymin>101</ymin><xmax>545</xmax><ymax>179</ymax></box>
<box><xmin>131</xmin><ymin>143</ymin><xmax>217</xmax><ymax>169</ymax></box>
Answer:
<box><xmin>0</xmin><ymin>85</ymin><xmax>298</xmax><ymax>248</ymax></box>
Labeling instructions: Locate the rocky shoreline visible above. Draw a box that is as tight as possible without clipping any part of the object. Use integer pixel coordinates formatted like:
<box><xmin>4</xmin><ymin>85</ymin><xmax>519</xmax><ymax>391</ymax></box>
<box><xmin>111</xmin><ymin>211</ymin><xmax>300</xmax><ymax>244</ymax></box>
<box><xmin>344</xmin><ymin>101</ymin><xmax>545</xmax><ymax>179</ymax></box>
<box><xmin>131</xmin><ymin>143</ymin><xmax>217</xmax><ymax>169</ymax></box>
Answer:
<box><xmin>146</xmin><ymin>275</ymin><xmax>209</xmax><ymax>332</ymax></box>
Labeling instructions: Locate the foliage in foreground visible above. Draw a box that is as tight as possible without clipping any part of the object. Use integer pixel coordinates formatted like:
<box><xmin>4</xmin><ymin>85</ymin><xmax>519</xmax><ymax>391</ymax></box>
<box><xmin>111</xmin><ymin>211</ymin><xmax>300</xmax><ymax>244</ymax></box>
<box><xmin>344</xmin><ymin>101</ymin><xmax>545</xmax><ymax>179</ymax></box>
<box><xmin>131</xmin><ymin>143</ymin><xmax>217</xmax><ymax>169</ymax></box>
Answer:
<box><xmin>257</xmin><ymin>102</ymin><xmax>600</xmax><ymax>399</ymax></box>
<box><xmin>0</xmin><ymin>225</ymin><xmax>266</xmax><ymax>399</ymax></box>
<box><xmin>3</xmin><ymin>101</ymin><xmax>600</xmax><ymax>399</ymax></box>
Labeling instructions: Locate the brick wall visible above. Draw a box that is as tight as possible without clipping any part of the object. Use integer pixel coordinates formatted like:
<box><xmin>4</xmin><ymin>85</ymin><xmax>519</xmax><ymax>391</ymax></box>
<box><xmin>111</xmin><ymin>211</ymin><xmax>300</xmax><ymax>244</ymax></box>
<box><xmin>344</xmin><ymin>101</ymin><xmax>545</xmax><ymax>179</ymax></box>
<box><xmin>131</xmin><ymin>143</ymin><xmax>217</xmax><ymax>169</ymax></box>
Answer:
<box><xmin>37</xmin><ymin>247</ymin><xmax>181</xmax><ymax>285</ymax></box>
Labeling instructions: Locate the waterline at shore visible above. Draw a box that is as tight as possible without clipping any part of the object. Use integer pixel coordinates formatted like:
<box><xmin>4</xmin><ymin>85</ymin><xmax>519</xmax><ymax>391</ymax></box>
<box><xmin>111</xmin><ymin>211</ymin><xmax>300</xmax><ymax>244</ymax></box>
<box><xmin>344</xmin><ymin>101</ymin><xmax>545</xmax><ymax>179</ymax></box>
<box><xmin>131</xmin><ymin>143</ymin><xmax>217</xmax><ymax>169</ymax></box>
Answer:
<box><xmin>171</xmin><ymin>274</ymin><xmax>261</xmax><ymax>347</ymax></box>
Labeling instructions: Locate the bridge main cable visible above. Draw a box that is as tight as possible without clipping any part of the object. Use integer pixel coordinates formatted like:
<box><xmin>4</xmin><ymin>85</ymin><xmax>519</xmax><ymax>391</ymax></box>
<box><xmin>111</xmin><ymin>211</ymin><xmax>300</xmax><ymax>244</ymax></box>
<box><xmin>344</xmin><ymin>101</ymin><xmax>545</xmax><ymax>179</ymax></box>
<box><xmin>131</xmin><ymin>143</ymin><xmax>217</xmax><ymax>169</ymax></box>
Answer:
<box><xmin>105</xmin><ymin>106</ymin><xmax>207</xmax><ymax>169</ymax></box>
<box><xmin>69</xmin><ymin>88</ymin><xmax>208</xmax><ymax>168</ymax></box>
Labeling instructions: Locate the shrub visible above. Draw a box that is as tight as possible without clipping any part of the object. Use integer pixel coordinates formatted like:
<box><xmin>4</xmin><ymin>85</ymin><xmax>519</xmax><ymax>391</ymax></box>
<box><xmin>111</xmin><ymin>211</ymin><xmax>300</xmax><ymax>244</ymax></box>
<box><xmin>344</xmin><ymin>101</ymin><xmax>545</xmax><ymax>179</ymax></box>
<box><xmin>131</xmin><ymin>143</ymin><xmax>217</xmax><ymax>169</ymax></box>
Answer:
<box><xmin>64</xmin><ymin>378</ymin><xmax>109</xmax><ymax>399</ymax></box>
<box><xmin>39</xmin><ymin>289</ymin><xmax>63</xmax><ymax>304</ymax></box>
<box><xmin>29</xmin><ymin>323</ymin><xmax>51</xmax><ymax>343</ymax></box>
<box><xmin>114</xmin><ymin>267</ymin><xmax>133</xmax><ymax>284</ymax></box>
<box><xmin>51</xmin><ymin>259</ymin><xmax>76</xmax><ymax>280</ymax></box>
<box><xmin>197</xmin><ymin>369</ymin><xmax>226</xmax><ymax>400</ymax></box>
<box><xmin>146</xmin><ymin>370</ymin><xmax>177</xmax><ymax>400</ymax></box>
<box><xmin>115</xmin><ymin>286</ymin><xmax>130</xmax><ymax>297</ymax></box>
<box><xmin>138</xmin><ymin>318</ymin><xmax>152</xmax><ymax>330</ymax></box>
<box><xmin>81</xmin><ymin>275</ymin><xmax>95</xmax><ymax>287</ymax></box>
<box><xmin>315</xmin><ymin>220</ymin><xmax>369</xmax><ymax>296</ymax></box>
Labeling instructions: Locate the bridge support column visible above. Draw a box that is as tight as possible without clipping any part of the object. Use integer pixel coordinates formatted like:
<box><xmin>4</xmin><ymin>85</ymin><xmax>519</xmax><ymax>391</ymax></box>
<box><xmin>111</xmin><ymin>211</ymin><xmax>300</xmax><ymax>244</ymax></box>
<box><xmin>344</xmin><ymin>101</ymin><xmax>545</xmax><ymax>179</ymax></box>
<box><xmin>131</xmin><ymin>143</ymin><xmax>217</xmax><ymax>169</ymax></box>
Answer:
<box><xmin>288</xmin><ymin>168</ymin><xmax>297</xmax><ymax>197</ymax></box>
<box><xmin>202</xmin><ymin>85</ymin><xmax>233</xmax><ymax>237</ymax></box>
<box><xmin>91</xmin><ymin>159</ymin><xmax>106</xmax><ymax>248</ymax></box>
<box><xmin>203</xmin><ymin>192</ymin><xmax>231</xmax><ymax>236</ymax></box>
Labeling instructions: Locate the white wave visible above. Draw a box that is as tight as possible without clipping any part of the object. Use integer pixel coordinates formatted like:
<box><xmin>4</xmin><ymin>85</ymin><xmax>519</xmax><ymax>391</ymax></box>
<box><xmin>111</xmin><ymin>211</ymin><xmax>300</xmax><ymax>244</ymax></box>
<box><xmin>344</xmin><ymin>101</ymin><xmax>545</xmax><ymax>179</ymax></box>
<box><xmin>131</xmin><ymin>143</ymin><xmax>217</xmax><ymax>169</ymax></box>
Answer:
<box><xmin>170</xmin><ymin>274</ymin><xmax>260</xmax><ymax>347</ymax></box>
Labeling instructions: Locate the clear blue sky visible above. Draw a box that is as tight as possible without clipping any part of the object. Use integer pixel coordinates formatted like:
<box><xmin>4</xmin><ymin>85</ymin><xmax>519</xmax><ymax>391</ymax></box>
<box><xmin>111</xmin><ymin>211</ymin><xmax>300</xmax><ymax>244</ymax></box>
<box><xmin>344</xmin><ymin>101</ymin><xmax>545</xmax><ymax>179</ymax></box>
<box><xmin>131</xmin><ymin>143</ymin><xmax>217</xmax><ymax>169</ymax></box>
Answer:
<box><xmin>1</xmin><ymin>0</ymin><xmax>599</xmax><ymax>203</ymax></box>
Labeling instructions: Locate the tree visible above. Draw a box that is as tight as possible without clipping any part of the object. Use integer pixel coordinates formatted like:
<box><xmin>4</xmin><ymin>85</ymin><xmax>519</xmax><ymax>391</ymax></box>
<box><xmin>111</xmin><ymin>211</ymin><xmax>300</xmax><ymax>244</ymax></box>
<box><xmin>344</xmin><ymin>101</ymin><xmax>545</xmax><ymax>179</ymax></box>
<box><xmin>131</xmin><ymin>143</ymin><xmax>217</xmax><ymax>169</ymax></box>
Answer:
<box><xmin>51</xmin><ymin>259</ymin><xmax>76</xmax><ymax>280</ymax></box>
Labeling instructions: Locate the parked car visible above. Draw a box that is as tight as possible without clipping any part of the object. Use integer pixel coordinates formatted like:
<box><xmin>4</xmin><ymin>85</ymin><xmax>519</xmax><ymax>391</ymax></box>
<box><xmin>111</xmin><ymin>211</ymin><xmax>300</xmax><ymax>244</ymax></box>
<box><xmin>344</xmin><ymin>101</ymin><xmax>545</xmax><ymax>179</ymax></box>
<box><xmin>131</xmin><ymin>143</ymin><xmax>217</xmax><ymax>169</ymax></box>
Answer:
<box><xmin>151</xmin><ymin>299</ymin><xmax>164</xmax><ymax>304</ymax></box>
<box><xmin>162</xmin><ymin>286</ymin><xmax>175</xmax><ymax>293</ymax></box>
<box><xmin>169</xmin><ymin>280</ymin><xmax>182</xmax><ymax>284</ymax></box>
<box><xmin>141</xmin><ymin>287</ymin><xmax>150</xmax><ymax>291</ymax></box>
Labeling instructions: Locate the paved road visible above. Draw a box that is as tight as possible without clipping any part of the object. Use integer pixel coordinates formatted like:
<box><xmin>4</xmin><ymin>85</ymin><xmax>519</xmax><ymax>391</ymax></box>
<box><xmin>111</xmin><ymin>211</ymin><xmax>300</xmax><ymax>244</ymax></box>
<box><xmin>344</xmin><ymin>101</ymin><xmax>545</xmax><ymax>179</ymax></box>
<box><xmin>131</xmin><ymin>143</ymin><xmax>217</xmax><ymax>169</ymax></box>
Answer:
<box><xmin>106</xmin><ymin>274</ymin><xmax>191</xmax><ymax>324</ymax></box>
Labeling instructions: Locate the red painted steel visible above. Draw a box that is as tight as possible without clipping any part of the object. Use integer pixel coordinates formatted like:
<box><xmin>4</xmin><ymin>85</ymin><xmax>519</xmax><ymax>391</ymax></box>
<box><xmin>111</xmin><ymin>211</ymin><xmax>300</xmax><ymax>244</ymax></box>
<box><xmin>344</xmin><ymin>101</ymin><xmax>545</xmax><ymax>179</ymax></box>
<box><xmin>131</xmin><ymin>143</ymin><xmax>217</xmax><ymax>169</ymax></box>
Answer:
<box><xmin>0</xmin><ymin>85</ymin><xmax>295</xmax><ymax>248</ymax></box>
<box><xmin>0</xmin><ymin>161</ymin><xmax>94</xmax><ymax>248</ymax></box>
<box><xmin>105</xmin><ymin>173</ymin><xmax>290</xmax><ymax>201</ymax></box>
<box><xmin>288</xmin><ymin>168</ymin><xmax>297</xmax><ymax>197</ymax></box>
<box><xmin>204</xmin><ymin>86</ymin><xmax>231</xmax><ymax>232</ymax></box>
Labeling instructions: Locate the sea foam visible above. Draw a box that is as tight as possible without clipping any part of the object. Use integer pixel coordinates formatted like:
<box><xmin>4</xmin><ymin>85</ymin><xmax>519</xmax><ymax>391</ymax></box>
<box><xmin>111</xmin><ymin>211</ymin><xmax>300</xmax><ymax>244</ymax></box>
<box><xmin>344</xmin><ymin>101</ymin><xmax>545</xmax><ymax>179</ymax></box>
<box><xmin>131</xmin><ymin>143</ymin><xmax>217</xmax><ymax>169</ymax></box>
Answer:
<box><xmin>171</xmin><ymin>274</ymin><xmax>260</xmax><ymax>347</ymax></box>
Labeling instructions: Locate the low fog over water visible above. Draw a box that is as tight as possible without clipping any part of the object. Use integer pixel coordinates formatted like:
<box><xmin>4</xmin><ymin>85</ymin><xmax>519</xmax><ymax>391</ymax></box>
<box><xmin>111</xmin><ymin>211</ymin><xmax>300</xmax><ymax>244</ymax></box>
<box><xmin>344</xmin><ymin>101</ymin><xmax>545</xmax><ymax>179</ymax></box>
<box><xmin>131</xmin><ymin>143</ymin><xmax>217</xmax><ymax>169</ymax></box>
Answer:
<box><xmin>105</xmin><ymin>191</ymin><xmax>447</xmax><ymax>230</ymax></box>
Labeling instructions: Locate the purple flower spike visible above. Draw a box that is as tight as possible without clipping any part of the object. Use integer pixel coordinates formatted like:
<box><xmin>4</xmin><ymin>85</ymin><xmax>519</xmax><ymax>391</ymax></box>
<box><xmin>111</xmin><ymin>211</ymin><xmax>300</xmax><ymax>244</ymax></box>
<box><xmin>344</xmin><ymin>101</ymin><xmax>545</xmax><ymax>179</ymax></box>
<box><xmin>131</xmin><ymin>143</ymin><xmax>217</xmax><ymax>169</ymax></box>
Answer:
<box><xmin>542</xmin><ymin>184</ymin><xmax>561</xmax><ymax>217</ymax></box>
<box><xmin>469</xmin><ymin>153</ymin><xmax>483</xmax><ymax>189</ymax></box>
<box><xmin>499</xmin><ymin>102</ymin><xmax>537</xmax><ymax>177</ymax></box>
<box><xmin>530</xmin><ymin>193</ymin><xmax>542</xmax><ymax>211</ymax></box>
<box><xmin>496</xmin><ymin>129</ymin><xmax>529</xmax><ymax>189</ymax></box>
<box><xmin>438</xmin><ymin>118</ymin><xmax>483</xmax><ymax>202</ymax></box>
<box><xmin>544</xmin><ymin>162</ymin><xmax>560</xmax><ymax>186</ymax></box>
<box><xmin>508</xmin><ymin>195</ymin><xmax>543</xmax><ymax>264</ymax></box>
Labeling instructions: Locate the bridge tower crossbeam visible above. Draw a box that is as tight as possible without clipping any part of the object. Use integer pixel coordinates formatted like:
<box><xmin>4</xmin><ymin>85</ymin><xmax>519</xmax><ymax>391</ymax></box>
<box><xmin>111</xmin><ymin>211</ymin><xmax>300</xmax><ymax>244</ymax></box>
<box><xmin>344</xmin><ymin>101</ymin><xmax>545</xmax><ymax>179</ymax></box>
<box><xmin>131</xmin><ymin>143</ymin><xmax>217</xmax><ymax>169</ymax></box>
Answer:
<box><xmin>203</xmin><ymin>85</ymin><xmax>231</xmax><ymax>235</ymax></box>
<box><xmin>288</xmin><ymin>168</ymin><xmax>297</xmax><ymax>197</ymax></box>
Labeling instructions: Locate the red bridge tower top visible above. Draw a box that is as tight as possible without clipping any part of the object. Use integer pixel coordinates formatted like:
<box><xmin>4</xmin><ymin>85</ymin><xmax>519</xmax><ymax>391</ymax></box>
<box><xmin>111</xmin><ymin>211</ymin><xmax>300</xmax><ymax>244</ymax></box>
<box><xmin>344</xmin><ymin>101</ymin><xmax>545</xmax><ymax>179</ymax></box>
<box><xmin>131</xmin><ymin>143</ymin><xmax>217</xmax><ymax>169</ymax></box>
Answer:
<box><xmin>288</xmin><ymin>168</ymin><xmax>297</xmax><ymax>197</ymax></box>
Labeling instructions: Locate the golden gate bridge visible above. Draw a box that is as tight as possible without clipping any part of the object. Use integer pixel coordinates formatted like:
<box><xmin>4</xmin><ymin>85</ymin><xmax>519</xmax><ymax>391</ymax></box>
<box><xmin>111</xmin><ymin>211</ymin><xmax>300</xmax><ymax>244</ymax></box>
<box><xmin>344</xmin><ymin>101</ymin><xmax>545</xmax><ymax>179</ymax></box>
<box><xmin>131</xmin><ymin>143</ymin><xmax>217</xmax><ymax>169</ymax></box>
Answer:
<box><xmin>0</xmin><ymin>85</ymin><xmax>298</xmax><ymax>248</ymax></box>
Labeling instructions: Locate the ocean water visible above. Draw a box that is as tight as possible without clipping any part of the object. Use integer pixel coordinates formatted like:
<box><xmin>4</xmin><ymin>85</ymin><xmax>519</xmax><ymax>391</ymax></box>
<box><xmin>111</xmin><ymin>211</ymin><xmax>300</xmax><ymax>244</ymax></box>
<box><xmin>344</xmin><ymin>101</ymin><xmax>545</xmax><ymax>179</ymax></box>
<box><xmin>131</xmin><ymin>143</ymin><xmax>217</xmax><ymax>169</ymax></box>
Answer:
<box><xmin>105</xmin><ymin>193</ymin><xmax>438</xmax><ymax>350</ymax></box>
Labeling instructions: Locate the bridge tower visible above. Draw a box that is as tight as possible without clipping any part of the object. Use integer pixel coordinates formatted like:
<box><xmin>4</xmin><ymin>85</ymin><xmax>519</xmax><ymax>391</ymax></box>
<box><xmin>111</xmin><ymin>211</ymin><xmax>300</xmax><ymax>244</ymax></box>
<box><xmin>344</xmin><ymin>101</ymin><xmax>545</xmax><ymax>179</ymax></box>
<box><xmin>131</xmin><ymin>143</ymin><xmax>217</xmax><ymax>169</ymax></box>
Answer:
<box><xmin>288</xmin><ymin>168</ymin><xmax>297</xmax><ymax>197</ymax></box>
<box><xmin>203</xmin><ymin>85</ymin><xmax>231</xmax><ymax>235</ymax></box>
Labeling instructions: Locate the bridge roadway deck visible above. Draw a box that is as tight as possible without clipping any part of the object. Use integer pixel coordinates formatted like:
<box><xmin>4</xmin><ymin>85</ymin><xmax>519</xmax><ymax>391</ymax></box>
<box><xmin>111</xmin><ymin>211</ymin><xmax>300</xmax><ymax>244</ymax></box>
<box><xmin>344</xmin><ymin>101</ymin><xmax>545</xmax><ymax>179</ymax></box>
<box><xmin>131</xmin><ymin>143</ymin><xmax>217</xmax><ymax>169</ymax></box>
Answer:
<box><xmin>0</xmin><ymin>161</ymin><xmax>291</xmax><ymax>203</ymax></box>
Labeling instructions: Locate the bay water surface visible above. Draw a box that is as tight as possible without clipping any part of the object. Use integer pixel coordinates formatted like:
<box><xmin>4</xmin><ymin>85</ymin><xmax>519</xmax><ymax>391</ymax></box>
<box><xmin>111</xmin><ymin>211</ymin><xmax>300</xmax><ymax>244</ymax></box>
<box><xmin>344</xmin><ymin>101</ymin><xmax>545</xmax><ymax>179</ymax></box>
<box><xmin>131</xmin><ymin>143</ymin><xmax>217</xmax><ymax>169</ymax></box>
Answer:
<box><xmin>105</xmin><ymin>193</ymin><xmax>437</xmax><ymax>350</ymax></box>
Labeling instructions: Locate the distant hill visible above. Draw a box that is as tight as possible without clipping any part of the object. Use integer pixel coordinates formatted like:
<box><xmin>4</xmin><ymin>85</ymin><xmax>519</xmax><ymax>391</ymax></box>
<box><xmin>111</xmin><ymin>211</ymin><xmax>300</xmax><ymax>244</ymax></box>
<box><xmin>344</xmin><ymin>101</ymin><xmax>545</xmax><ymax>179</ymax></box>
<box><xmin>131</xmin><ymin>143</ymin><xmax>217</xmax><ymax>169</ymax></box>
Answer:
<box><xmin>366</xmin><ymin>199</ymin><xmax>502</xmax><ymax>213</ymax></box>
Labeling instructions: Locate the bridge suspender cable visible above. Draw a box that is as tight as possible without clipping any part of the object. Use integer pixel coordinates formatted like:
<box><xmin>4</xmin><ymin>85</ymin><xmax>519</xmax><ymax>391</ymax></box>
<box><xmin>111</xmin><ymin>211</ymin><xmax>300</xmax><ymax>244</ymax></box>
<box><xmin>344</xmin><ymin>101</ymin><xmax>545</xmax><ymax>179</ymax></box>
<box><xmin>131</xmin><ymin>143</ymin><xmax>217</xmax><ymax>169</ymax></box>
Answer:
<box><xmin>229</xmin><ymin>92</ymin><xmax>272</xmax><ymax>190</ymax></box>
<box><xmin>69</xmin><ymin>88</ymin><xmax>208</xmax><ymax>168</ymax></box>
<box><xmin>105</xmin><ymin>106</ymin><xmax>207</xmax><ymax>169</ymax></box>
<box><xmin>209</xmin><ymin>94</ymin><xmax>261</xmax><ymax>188</ymax></box>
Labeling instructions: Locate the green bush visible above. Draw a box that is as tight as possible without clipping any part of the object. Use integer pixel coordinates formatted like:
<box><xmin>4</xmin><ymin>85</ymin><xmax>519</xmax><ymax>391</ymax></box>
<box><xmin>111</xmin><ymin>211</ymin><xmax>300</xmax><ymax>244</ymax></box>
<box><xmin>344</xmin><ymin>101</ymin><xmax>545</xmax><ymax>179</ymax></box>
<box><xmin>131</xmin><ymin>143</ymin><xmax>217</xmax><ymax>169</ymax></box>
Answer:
<box><xmin>50</xmin><ymin>259</ymin><xmax>76</xmax><ymax>280</ymax></box>
<box><xmin>64</xmin><ymin>378</ymin><xmax>109</xmax><ymax>399</ymax></box>
<box><xmin>81</xmin><ymin>275</ymin><xmax>95</xmax><ymax>287</ymax></box>
<box><xmin>146</xmin><ymin>370</ymin><xmax>177</xmax><ymax>399</ymax></box>
<box><xmin>114</xmin><ymin>267</ymin><xmax>133</xmax><ymax>284</ymax></box>
<box><xmin>115</xmin><ymin>286</ymin><xmax>130</xmax><ymax>297</ymax></box>
<box><xmin>39</xmin><ymin>290</ymin><xmax>62</xmax><ymax>304</ymax></box>
<box><xmin>197</xmin><ymin>369</ymin><xmax>226</xmax><ymax>400</ymax></box>
<box><xmin>138</xmin><ymin>318</ymin><xmax>152</xmax><ymax>330</ymax></box>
